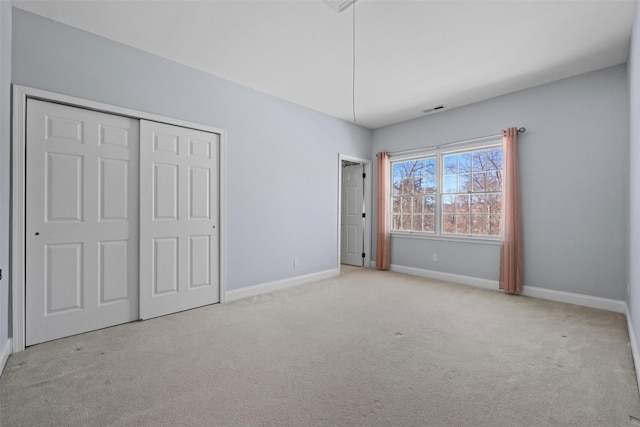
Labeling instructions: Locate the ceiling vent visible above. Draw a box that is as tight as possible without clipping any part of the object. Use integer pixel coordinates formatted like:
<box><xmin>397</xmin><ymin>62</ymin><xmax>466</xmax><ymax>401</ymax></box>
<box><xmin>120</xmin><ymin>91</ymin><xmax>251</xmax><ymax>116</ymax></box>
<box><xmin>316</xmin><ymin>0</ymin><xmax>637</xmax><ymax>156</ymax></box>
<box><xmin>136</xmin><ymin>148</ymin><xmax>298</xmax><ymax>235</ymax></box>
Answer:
<box><xmin>322</xmin><ymin>0</ymin><xmax>359</xmax><ymax>13</ymax></box>
<box><xmin>422</xmin><ymin>105</ymin><xmax>446</xmax><ymax>115</ymax></box>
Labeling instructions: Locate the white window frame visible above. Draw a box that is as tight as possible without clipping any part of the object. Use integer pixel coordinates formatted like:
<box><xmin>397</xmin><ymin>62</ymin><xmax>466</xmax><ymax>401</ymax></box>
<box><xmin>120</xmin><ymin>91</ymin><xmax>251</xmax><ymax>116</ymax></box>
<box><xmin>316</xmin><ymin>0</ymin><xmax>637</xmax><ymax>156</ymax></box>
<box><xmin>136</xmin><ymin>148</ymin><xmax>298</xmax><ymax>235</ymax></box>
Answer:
<box><xmin>390</xmin><ymin>139</ymin><xmax>502</xmax><ymax>244</ymax></box>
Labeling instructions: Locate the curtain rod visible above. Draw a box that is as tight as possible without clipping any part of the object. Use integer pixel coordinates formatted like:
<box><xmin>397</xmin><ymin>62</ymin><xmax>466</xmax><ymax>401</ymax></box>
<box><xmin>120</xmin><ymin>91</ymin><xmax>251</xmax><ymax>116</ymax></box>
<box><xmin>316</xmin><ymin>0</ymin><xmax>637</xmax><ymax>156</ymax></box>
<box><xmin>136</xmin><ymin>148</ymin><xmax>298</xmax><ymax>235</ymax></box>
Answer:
<box><xmin>388</xmin><ymin>127</ymin><xmax>526</xmax><ymax>157</ymax></box>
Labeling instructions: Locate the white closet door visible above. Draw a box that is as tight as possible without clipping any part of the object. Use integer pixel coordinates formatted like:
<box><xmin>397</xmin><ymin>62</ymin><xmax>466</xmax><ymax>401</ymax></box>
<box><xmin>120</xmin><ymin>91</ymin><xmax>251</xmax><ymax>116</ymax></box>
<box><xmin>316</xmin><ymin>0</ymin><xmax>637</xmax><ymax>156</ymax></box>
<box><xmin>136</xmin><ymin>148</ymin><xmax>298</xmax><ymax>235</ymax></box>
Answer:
<box><xmin>139</xmin><ymin>120</ymin><xmax>220</xmax><ymax>319</ymax></box>
<box><xmin>26</xmin><ymin>100</ymin><xmax>139</xmax><ymax>346</ymax></box>
<box><xmin>341</xmin><ymin>165</ymin><xmax>364</xmax><ymax>266</ymax></box>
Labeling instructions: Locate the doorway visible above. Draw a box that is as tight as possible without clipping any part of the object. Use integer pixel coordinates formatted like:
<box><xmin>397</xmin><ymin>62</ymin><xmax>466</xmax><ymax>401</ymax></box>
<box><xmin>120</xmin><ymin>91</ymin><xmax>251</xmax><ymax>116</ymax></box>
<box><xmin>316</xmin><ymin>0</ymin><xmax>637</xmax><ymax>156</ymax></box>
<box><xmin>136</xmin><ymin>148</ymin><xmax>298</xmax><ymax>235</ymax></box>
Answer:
<box><xmin>338</xmin><ymin>154</ymin><xmax>371</xmax><ymax>271</ymax></box>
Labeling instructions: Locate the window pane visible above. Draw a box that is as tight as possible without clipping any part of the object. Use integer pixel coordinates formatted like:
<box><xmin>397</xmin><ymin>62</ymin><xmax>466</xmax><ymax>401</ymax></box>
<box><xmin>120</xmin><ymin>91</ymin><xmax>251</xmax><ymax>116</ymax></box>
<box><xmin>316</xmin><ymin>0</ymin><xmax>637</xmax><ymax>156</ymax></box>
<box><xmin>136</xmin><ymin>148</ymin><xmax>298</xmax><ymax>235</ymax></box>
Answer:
<box><xmin>471</xmin><ymin>215</ymin><xmax>487</xmax><ymax>235</ymax></box>
<box><xmin>458</xmin><ymin>173</ymin><xmax>471</xmax><ymax>192</ymax></box>
<box><xmin>401</xmin><ymin>215</ymin><xmax>411</xmax><ymax>231</ymax></box>
<box><xmin>425</xmin><ymin>158</ymin><xmax>436</xmax><ymax>175</ymax></box>
<box><xmin>422</xmin><ymin>215</ymin><xmax>435</xmax><ymax>233</ymax></box>
<box><xmin>471</xmin><ymin>195</ymin><xmax>485</xmax><ymax>214</ymax></box>
<box><xmin>401</xmin><ymin>197</ymin><xmax>412</xmax><ymax>214</ymax></box>
<box><xmin>393</xmin><ymin>179</ymin><xmax>402</xmax><ymax>196</ymax></box>
<box><xmin>399</xmin><ymin>162</ymin><xmax>411</xmax><ymax>178</ymax></box>
<box><xmin>442</xmin><ymin>195</ymin><xmax>455</xmax><ymax>214</ymax></box>
<box><xmin>456</xmin><ymin>195</ymin><xmax>470</xmax><ymax>214</ymax></box>
<box><xmin>411</xmin><ymin>196</ymin><xmax>423</xmax><ymax>213</ymax></box>
<box><xmin>473</xmin><ymin>151</ymin><xmax>486</xmax><ymax>170</ymax></box>
<box><xmin>392</xmin><ymin>163</ymin><xmax>403</xmax><ymax>179</ymax></box>
<box><xmin>459</xmin><ymin>153</ymin><xmax>472</xmax><ymax>173</ymax></box>
<box><xmin>456</xmin><ymin>215</ymin><xmax>470</xmax><ymax>234</ymax></box>
<box><xmin>487</xmin><ymin>194</ymin><xmax>501</xmax><ymax>214</ymax></box>
<box><xmin>413</xmin><ymin>176</ymin><xmax>425</xmax><ymax>194</ymax></box>
<box><xmin>444</xmin><ymin>175</ymin><xmax>457</xmax><ymax>193</ymax></box>
<box><xmin>424</xmin><ymin>195</ymin><xmax>436</xmax><ymax>214</ymax></box>
<box><xmin>486</xmin><ymin>148</ymin><xmax>502</xmax><ymax>170</ymax></box>
<box><xmin>472</xmin><ymin>172</ymin><xmax>486</xmax><ymax>191</ymax></box>
<box><xmin>392</xmin><ymin>197</ymin><xmax>401</xmax><ymax>215</ymax></box>
<box><xmin>489</xmin><ymin>215</ymin><xmax>501</xmax><ymax>235</ymax></box>
<box><xmin>486</xmin><ymin>170</ymin><xmax>501</xmax><ymax>191</ymax></box>
<box><xmin>424</xmin><ymin>175</ymin><xmax>436</xmax><ymax>193</ymax></box>
<box><xmin>401</xmin><ymin>179</ymin><xmax>414</xmax><ymax>194</ymax></box>
<box><xmin>412</xmin><ymin>215</ymin><xmax>422</xmax><ymax>232</ymax></box>
<box><xmin>444</xmin><ymin>155</ymin><xmax>457</xmax><ymax>174</ymax></box>
<box><xmin>443</xmin><ymin>214</ymin><xmax>455</xmax><ymax>233</ymax></box>
<box><xmin>408</xmin><ymin>160</ymin><xmax>422</xmax><ymax>176</ymax></box>
<box><xmin>392</xmin><ymin>214</ymin><xmax>401</xmax><ymax>230</ymax></box>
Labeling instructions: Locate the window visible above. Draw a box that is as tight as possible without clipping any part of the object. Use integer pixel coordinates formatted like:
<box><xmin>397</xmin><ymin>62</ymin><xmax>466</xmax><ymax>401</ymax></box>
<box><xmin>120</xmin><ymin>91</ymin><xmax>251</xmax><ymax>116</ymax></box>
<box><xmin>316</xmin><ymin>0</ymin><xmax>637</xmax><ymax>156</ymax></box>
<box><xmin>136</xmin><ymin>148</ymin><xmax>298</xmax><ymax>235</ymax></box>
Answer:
<box><xmin>391</xmin><ymin>143</ymin><xmax>503</xmax><ymax>239</ymax></box>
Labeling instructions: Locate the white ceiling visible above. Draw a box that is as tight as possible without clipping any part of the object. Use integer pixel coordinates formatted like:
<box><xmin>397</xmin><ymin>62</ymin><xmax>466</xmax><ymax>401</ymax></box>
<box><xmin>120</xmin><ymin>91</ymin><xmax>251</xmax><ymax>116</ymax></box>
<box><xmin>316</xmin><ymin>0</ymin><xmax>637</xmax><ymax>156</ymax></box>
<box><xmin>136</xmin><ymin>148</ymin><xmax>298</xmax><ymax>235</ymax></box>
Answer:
<box><xmin>12</xmin><ymin>0</ymin><xmax>635</xmax><ymax>129</ymax></box>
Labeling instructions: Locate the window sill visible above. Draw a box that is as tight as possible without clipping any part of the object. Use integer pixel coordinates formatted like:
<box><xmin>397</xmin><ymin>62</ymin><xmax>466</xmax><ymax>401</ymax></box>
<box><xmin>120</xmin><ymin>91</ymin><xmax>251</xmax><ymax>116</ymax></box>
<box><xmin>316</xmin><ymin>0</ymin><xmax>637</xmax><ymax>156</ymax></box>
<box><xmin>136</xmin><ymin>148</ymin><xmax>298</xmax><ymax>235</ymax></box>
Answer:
<box><xmin>390</xmin><ymin>232</ymin><xmax>501</xmax><ymax>245</ymax></box>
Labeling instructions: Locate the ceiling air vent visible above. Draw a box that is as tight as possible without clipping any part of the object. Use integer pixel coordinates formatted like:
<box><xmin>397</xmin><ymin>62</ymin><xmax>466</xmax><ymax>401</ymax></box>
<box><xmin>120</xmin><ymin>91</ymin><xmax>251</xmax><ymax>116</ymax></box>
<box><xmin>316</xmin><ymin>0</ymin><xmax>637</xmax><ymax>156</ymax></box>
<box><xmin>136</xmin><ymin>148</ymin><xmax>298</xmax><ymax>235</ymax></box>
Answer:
<box><xmin>422</xmin><ymin>105</ymin><xmax>446</xmax><ymax>115</ymax></box>
<box><xmin>322</xmin><ymin>0</ymin><xmax>359</xmax><ymax>13</ymax></box>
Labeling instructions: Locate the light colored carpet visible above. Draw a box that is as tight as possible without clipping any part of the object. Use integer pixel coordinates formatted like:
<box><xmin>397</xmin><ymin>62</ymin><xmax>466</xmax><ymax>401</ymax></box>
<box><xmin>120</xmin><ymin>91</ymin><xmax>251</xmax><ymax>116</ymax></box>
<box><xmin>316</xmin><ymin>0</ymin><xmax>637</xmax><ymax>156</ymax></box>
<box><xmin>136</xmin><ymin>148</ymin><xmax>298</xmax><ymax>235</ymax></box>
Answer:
<box><xmin>1</xmin><ymin>269</ymin><xmax>639</xmax><ymax>426</ymax></box>
<box><xmin>340</xmin><ymin>264</ymin><xmax>364</xmax><ymax>274</ymax></box>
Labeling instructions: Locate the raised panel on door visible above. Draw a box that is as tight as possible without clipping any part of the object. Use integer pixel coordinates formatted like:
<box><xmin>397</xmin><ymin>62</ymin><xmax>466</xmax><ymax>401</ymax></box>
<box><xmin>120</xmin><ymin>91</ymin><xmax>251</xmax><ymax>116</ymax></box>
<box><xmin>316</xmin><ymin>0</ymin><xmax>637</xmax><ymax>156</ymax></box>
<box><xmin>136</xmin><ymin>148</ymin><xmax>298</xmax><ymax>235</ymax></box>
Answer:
<box><xmin>46</xmin><ymin>153</ymin><xmax>84</xmax><ymax>222</ymax></box>
<box><xmin>26</xmin><ymin>99</ymin><xmax>139</xmax><ymax>346</ymax></box>
<box><xmin>100</xmin><ymin>158</ymin><xmax>129</xmax><ymax>221</ymax></box>
<box><xmin>189</xmin><ymin>235</ymin><xmax>211</xmax><ymax>289</ymax></box>
<box><xmin>45</xmin><ymin>243</ymin><xmax>83</xmax><ymax>314</ymax></box>
<box><xmin>345</xmin><ymin>225</ymin><xmax>359</xmax><ymax>257</ymax></box>
<box><xmin>139</xmin><ymin>120</ymin><xmax>220</xmax><ymax>319</ymax></box>
<box><xmin>152</xmin><ymin>237</ymin><xmax>179</xmax><ymax>295</ymax></box>
<box><xmin>153</xmin><ymin>163</ymin><xmax>179</xmax><ymax>220</ymax></box>
<box><xmin>99</xmin><ymin>240</ymin><xmax>130</xmax><ymax>303</ymax></box>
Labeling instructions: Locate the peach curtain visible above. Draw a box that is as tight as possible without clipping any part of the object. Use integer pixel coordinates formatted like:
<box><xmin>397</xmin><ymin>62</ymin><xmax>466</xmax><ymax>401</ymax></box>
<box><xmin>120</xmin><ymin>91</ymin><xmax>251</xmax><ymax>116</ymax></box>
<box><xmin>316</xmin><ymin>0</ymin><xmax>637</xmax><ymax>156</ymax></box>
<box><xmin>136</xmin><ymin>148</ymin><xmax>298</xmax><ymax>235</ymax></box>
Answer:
<box><xmin>376</xmin><ymin>152</ymin><xmax>391</xmax><ymax>270</ymax></box>
<box><xmin>499</xmin><ymin>128</ymin><xmax>523</xmax><ymax>293</ymax></box>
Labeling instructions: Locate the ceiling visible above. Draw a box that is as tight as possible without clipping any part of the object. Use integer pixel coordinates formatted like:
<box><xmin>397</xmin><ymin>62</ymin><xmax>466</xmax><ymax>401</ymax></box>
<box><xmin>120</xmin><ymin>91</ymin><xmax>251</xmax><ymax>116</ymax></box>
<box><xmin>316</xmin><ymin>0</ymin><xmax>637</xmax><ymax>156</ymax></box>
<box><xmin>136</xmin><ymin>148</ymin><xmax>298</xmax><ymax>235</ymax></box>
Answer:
<box><xmin>12</xmin><ymin>0</ymin><xmax>635</xmax><ymax>129</ymax></box>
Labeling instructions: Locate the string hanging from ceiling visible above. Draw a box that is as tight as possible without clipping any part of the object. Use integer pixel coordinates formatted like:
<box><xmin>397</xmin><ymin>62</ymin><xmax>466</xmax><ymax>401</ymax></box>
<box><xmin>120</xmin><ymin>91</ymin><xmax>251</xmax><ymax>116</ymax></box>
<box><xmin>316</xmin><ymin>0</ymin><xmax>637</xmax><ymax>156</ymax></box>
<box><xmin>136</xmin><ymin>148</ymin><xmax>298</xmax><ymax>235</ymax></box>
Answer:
<box><xmin>352</xmin><ymin>0</ymin><xmax>357</xmax><ymax>123</ymax></box>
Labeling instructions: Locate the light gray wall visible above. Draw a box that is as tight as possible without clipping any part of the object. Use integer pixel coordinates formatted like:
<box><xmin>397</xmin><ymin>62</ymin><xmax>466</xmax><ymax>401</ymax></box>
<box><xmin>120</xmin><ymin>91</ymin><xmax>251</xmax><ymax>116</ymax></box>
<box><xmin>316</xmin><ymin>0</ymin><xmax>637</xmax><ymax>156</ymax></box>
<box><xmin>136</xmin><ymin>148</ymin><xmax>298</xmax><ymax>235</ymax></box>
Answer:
<box><xmin>372</xmin><ymin>64</ymin><xmax>629</xmax><ymax>300</ymax></box>
<box><xmin>1</xmin><ymin>1</ymin><xmax>12</xmax><ymax>355</ymax></box>
<box><xmin>628</xmin><ymin>1</ymin><xmax>640</xmax><ymax>351</ymax></box>
<box><xmin>11</xmin><ymin>8</ymin><xmax>372</xmax><ymax>292</ymax></box>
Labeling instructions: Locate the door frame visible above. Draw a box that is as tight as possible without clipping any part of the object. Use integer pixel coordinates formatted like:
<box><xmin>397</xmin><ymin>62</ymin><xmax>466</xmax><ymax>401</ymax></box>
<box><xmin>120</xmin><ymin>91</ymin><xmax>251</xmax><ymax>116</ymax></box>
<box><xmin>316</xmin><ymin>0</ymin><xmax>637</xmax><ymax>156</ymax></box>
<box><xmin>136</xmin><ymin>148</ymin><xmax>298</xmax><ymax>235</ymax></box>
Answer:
<box><xmin>11</xmin><ymin>85</ymin><xmax>227</xmax><ymax>352</ymax></box>
<box><xmin>337</xmin><ymin>154</ymin><xmax>371</xmax><ymax>271</ymax></box>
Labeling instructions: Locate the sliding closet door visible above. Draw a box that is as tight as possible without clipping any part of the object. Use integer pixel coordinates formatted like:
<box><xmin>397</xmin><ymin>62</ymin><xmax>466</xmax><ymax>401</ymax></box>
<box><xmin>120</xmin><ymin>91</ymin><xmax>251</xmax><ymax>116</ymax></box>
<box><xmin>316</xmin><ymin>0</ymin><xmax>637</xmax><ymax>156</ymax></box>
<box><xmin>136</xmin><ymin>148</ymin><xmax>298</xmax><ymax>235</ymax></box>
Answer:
<box><xmin>139</xmin><ymin>120</ymin><xmax>220</xmax><ymax>319</ymax></box>
<box><xmin>25</xmin><ymin>100</ymin><xmax>139</xmax><ymax>345</ymax></box>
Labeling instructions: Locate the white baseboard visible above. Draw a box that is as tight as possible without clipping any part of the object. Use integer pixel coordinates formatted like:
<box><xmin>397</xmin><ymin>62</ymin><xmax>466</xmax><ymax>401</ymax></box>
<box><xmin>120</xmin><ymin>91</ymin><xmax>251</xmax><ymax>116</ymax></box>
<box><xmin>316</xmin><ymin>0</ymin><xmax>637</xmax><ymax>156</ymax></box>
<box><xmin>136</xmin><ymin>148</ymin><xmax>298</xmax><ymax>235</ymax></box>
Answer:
<box><xmin>522</xmin><ymin>286</ymin><xmax>626</xmax><ymax>313</ymax></box>
<box><xmin>389</xmin><ymin>264</ymin><xmax>499</xmax><ymax>291</ymax></box>
<box><xmin>225</xmin><ymin>268</ymin><xmax>340</xmax><ymax>302</ymax></box>
<box><xmin>380</xmin><ymin>263</ymin><xmax>626</xmax><ymax>313</ymax></box>
<box><xmin>0</xmin><ymin>338</ymin><xmax>12</xmax><ymax>376</ymax></box>
<box><xmin>625</xmin><ymin>303</ymin><xmax>640</xmax><ymax>397</ymax></box>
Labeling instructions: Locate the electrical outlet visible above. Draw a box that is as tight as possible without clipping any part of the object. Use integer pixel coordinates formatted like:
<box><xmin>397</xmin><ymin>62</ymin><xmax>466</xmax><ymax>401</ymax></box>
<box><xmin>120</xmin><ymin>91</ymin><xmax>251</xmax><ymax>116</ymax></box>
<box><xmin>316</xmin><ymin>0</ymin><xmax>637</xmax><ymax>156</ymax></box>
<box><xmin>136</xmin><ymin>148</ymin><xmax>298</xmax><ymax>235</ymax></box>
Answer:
<box><xmin>294</xmin><ymin>258</ymin><xmax>300</xmax><ymax>267</ymax></box>
<box><xmin>432</xmin><ymin>254</ymin><xmax>438</xmax><ymax>262</ymax></box>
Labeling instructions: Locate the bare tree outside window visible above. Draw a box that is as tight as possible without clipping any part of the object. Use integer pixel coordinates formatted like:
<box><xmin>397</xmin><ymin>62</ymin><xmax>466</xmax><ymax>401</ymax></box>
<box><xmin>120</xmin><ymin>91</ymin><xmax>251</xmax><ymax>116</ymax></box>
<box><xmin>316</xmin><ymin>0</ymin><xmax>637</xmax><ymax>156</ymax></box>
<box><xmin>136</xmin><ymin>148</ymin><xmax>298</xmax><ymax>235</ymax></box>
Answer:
<box><xmin>391</xmin><ymin>144</ymin><xmax>502</xmax><ymax>238</ymax></box>
<box><xmin>392</xmin><ymin>157</ymin><xmax>437</xmax><ymax>233</ymax></box>
<box><xmin>442</xmin><ymin>147</ymin><xmax>502</xmax><ymax>236</ymax></box>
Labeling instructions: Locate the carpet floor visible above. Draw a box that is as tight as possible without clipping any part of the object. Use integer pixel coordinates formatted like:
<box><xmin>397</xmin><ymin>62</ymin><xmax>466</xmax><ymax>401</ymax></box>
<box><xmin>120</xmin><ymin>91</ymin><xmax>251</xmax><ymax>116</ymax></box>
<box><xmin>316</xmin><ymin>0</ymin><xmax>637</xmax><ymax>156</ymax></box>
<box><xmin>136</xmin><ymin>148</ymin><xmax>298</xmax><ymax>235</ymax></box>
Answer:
<box><xmin>1</xmin><ymin>268</ymin><xmax>639</xmax><ymax>426</ymax></box>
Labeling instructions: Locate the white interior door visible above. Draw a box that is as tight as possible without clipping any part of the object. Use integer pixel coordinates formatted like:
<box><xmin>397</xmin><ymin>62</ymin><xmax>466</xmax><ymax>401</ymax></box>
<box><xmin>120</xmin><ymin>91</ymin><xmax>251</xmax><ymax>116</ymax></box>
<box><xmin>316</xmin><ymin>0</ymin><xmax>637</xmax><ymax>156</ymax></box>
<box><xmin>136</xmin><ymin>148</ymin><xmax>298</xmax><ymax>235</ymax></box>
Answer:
<box><xmin>139</xmin><ymin>120</ymin><xmax>220</xmax><ymax>319</ymax></box>
<box><xmin>341</xmin><ymin>164</ymin><xmax>364</xmax><ymax>266</ymax></box>
<box><xmin>25</xmin><ymin>99</ymin><xmax>139</xmax><ymax>346</ymax></box>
